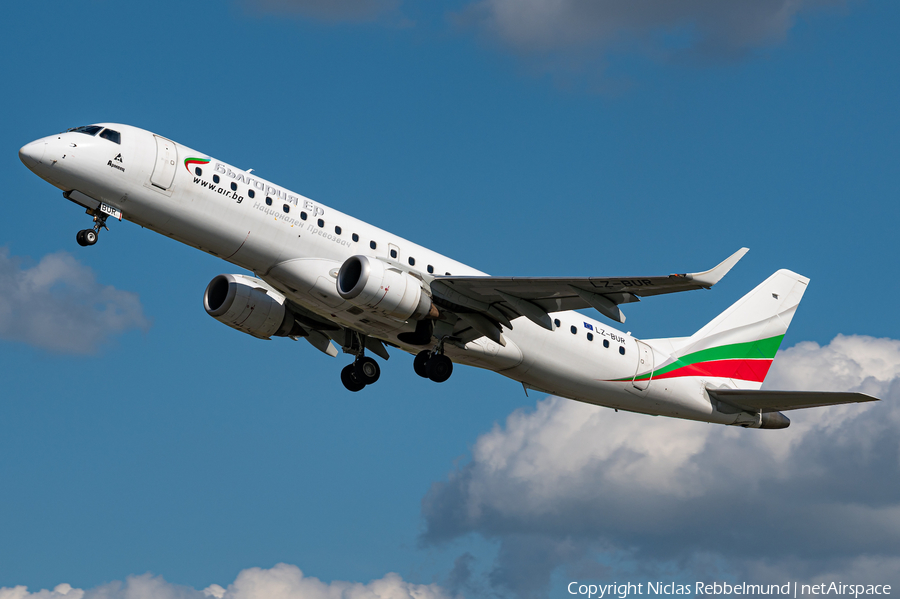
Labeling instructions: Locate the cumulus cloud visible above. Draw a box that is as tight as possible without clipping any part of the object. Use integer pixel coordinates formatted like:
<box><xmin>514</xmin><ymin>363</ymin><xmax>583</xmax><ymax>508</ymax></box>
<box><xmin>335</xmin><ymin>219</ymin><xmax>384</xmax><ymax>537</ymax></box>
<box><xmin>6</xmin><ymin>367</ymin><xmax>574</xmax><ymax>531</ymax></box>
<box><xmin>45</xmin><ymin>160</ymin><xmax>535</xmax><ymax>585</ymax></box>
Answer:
<box><xmin>457</xmin><ymin>0</ymin><xmax>844</xmax><ymax>62</ymax></box>
<box><xmin>0</xmin><ymin>248</ymin><xmax>149</xmax><ymax>354</ymax></box>
<box><xmin>238</xmin><ymin>0</ymin><xmax>851</xmax><ymax>76</ymax></box>
<box><xmin>421</xmin><ymin>335</ymin><xmax>900</xmax><ymax>597</ymax></box>
<box><xmin>1</xmin><ymin>564</ymin><xmax>450</xmax><ymax>599</ymax></box>
<box><xmin>240</xmin><ymin>0</ymin><xmax>402</xmax><ymax>22</ymax></box>
<box><xmin>0</xmin><ymin>584</ymin><xmax>83</xmax><ymax>599</ymax></box>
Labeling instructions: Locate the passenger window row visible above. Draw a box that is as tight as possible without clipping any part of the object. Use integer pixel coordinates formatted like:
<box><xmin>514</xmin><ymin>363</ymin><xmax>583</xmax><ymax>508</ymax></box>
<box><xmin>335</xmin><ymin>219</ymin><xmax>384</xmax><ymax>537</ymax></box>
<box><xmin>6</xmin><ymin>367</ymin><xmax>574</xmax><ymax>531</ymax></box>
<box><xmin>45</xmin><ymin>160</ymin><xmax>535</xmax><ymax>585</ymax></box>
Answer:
<box><xmin>553</xmin><ymin>318</ymin><xmax>625</xmax><ymax>354</ymax></box>
<box><xmin>198</xmin><ymin>175</ymin><xmax>447</xmax><ymax>275</ymax></box>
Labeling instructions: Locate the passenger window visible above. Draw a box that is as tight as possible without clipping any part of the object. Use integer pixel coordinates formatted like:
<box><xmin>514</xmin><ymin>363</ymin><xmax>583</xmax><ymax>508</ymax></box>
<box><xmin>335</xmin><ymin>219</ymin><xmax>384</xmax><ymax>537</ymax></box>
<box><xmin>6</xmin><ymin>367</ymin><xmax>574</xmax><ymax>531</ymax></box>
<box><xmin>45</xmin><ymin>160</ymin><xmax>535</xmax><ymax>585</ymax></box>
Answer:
<box><xmin>99</xmin><ymin>129</ymin><xmax>121</xmax><ymax>144</ymax></box>
<box><xmin>408</xmin><ymin>257</ymin><xmax>415</xmax><ymax>266</ymax></box>
<box><xmin>370</xmin><ymin>241</ymin><xmax>377</xmax><ymax>250</ymax></box>
<box><xmin>300</xmin><ymin>212</ymin><xmax>307</xmax><ymax>220</ymax></box>
<box><xmin>554</xmin><ymin>319</ymin><xmax>561</xmax><ymax>328</ymax></box>
<box><xmin>230</xmin><ymin>182</ymin><xmax>238</xmax><ymax>192</ymax></box>
<box><xmin>427</xmin><ymin>265</ymin><xmax>434</xmax><ymax>274</ymax></box>
<box><xmin>603</xmin><ymin>339</ymin><xmax>610</xmax><ymax>348</ymax></box>
<box><xmin>352</xmin><ymin>233</ymin><xmax>359</xmax><ymax>242</ymax></box>
<box><xmin>570</xmin><ymin>326</ymin><xmax>577</xmax><ymax>334</ymax></box>
<box><xmin>619</xmin><ymin>346</ymin><xmax>625</xmax><ymax>355</ymax></box>
<box><xmin>445</xmin><ymin>272</ymin><xmax>451</xmax><ymax>276</ymax></box>
<box><xmin>194</xmin><ymin>167</ymin><xmax>202</xmax><ymax>176</ymax></box>
<box><xmin>265</xmin><ymin>197</ymin><xmax>272</xmax><ymax>206</ymax></box>
<box><xmin>248</xmin><ymin>189</ymin><xmax>255</xmax><ymax>199</ymax></box>
<box><xmin>213</xmin><ymin>175</ymin><xmax>220</xmax><ymax>184</ymax></box>
<box><xmin>283</xmin><ymin>204</ymin><xmax>290</xmax><ymax>213</ymax></box>
<box><xmin>335</xmin><ymin>226</ymin><xmax>342</xmax><ymax>235</ymax></box>
<box><xmin>390</xmin><ymin>249</ymin><xmax>398</xmax><ymax>259</ymax></box>
<box><xmin>317</xmin><ymin>218</ymin><xmax>324</xmax><ymax>227</ymax></box>
<box><xmin>587</xmin><ymin>333</ymin><xmax>593</xmax><ymax>341</ymax></box>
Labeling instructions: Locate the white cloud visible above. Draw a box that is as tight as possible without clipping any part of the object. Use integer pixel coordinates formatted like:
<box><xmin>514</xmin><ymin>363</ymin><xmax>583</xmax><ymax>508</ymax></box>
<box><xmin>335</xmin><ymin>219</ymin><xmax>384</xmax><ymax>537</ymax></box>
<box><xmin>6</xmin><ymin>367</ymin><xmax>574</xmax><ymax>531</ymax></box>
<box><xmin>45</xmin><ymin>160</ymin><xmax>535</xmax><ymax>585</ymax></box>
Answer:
<box><xmin>0</xmin><ymin>584</ymin><xmax>83</xmax><ymax>599</ymax></box>
<box><xmin>1</xmin><ymin>565</ymin><xmax>450</xmax><ymax>599</ymax></box>
<box><xmin>458</xmin><ymin>0</ymin><xmax>843</xmax><ymax>60</ymax></box>
<box><xmin>217</xmin><ymin>563</ymin><xmax>449</xmax><ymax>598</ymax></box>
<box><xmin>766</xmin><ymin>334</ymin><xmax>900</xmax><ymax>393</ymax></box>
<box><xmin>0</xmin><ymin>248</ymin><xmax>149</xmax><ymax>354</ymax></box>
<box><xmin>237</xmin><ymin>0</ymin><xmax>850</xmax><ymax>77</ymax></box>
<box><xmin>422</xmin><ymin>335</ymin><xmax>900</xmax><ymax>596</ymax></box>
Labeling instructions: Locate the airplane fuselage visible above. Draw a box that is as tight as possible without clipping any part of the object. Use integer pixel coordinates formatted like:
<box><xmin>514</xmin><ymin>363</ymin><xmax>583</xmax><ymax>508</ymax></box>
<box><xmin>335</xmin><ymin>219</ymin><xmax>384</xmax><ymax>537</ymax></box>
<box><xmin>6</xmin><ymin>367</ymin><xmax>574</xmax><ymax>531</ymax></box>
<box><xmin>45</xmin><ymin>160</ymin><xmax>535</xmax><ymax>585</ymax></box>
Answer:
<box><xmin>18</xmin><ymin>123</ymin><xmax>780</xmax><ymax>427</ymax></box>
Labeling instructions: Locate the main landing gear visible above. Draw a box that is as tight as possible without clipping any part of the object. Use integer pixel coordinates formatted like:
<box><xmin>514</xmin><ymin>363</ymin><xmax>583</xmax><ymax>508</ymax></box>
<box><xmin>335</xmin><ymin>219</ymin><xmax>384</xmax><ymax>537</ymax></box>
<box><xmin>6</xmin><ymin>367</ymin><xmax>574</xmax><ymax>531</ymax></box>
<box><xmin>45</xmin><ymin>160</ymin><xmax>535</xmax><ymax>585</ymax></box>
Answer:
<box><xmin>414</xmin><ymin>338</ymin><xmax>453</xmax><ymax>383</ymax></box>
<box><xmin>340</xmin><ymin>356</ymin><xmax>381</xmax><ymax>392</ymax></box>
<box><xmin>75</xmin><ymin>211</ymin><xmax>110</xmax><ymax>247</ymax></box>
<box><xmin>339</xmin><ymin>331</ymin><xmax>382</xmax><ymax>392</ymax></box>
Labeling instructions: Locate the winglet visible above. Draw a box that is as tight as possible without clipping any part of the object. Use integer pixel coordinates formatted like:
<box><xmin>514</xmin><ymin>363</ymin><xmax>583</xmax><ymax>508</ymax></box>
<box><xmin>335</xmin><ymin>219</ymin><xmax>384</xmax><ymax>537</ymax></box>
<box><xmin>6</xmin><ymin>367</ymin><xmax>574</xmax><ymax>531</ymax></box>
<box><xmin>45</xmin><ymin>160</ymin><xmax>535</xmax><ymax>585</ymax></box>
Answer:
<box><xmin>684</xmin><ymin>247</ymin><xmax>749</xmax><ymax>287</ymax></box>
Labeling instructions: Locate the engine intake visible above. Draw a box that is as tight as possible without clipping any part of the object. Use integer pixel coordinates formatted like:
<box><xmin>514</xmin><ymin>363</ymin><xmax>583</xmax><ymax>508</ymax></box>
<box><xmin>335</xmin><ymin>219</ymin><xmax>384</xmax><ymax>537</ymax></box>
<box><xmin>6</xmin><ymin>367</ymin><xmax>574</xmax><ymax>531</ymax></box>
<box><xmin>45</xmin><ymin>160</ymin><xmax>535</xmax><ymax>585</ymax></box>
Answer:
<box><xmin>204</xmin><ymin>274</ymin><xmax>302</xmax><ymax>339</ymax></box>
<box><xmin>337</xmin><ymin>255</ymin><xmax>438</xmax><ymax>321</ymax></box>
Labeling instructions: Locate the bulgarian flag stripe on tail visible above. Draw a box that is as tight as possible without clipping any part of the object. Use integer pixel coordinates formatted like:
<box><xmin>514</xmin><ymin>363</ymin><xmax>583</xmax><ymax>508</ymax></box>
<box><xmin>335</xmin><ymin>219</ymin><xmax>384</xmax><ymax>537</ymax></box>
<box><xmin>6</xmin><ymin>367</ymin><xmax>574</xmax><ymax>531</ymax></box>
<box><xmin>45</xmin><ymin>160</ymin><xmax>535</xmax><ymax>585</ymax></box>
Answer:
<box><xmin>632</xmin><ymin>334</ymin><xmax>784</xmax><ymax>383</ymax></box>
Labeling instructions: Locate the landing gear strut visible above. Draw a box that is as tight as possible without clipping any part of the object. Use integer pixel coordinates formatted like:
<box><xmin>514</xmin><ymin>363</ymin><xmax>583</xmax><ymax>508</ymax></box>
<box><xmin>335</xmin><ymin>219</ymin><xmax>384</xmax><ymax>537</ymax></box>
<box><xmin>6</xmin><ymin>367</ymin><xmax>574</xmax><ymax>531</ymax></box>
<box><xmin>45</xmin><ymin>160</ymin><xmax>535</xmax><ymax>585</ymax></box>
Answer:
<box><xmin>414</xmin><ymin>338</ymin><xmax>453</xmax><ymax>383</ymax></box>
<box><xmin>76</xmin><ymin>210</ymin><xmax>110</xmax><ymax>247</ymax></box>
<box><xmin>340</xmin><ymin>332</ymin><xmax>382</xmax><ymax>392</ymax></box>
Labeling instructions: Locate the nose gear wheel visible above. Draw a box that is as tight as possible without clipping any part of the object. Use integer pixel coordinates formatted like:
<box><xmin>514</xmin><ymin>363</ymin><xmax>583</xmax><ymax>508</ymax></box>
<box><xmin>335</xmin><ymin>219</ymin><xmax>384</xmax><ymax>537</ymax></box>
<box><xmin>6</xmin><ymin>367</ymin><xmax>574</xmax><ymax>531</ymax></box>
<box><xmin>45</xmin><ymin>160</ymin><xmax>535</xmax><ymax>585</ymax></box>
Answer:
<box><xmin>75</xmin><ymin>210</ymin><xmax>110</xmax><ymax>247</ymax></box>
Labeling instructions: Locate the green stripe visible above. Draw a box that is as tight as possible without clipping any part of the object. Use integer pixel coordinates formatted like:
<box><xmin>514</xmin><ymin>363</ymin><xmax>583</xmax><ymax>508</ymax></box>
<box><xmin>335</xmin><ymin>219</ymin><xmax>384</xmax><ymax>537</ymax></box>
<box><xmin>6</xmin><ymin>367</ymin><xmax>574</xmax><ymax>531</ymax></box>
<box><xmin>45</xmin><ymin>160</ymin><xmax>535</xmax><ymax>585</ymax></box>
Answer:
<box><xmin>681</xmin><ymin>334</ymin><xmax>783</xmax><ymax>363</ymax></box>
<box><xmin>649</xmin><ymin>334</ymin><xmax>784</xmax><ymax>378</ymax></box>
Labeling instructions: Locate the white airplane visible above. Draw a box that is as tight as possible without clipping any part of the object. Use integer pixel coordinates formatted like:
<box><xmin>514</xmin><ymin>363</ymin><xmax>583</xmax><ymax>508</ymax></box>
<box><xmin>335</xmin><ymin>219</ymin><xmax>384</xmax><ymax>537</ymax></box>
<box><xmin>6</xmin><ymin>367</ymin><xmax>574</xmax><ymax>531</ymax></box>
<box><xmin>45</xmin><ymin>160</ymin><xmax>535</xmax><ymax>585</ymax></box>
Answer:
<box><xmin>19</xmin><ymin>123</ymin><xmax>876</xmax><ymax>429</ymax></box>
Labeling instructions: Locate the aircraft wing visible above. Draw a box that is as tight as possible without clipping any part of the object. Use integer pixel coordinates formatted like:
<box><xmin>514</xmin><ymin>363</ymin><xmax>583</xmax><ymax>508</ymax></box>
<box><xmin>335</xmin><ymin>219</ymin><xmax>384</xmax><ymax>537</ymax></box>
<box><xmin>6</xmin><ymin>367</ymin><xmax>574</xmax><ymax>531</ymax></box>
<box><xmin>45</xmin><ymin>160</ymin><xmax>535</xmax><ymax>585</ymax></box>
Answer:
<box><xmin>707</xmin><ymin>388</ymin><xmax>879</xmax><ymax>412</ymax></box>
<box><xmin>431</xmin><ymin>248</ymin><xmax>748</xmax><ymax>328</ymax></box>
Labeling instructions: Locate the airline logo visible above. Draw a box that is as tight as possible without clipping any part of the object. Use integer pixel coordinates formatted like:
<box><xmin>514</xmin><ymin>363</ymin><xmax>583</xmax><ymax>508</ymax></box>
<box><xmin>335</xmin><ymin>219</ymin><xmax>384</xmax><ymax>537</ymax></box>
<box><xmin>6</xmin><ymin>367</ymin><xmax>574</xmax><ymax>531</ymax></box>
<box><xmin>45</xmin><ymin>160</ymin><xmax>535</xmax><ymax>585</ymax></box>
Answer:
<box><xmin>184</xmin><ymin>157</ymin><xmax>211</xmax><ymax>172</ymax></box>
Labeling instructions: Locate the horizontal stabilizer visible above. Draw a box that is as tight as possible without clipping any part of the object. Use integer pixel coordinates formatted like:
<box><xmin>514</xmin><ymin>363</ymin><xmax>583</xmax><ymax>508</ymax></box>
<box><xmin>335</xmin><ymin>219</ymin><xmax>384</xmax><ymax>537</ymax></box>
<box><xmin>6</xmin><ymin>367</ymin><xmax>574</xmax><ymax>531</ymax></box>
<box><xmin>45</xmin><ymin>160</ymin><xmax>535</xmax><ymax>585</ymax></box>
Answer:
<box><xmin>708</xmin><ymin>388</ymin><xmax>878</xmax><ymax>413</ymax></box>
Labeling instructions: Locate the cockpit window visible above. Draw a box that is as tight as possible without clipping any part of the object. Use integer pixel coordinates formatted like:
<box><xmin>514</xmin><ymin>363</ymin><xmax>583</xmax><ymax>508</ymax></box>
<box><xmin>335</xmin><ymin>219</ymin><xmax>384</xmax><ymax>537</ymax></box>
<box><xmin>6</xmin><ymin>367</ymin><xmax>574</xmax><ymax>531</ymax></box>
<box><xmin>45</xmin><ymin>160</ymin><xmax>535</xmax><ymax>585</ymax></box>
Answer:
<box><xmin>68</xmin><ymin>125</ymin><xmax>102</xmax><ymax>136</ymax></box>
<box><xmin>99</xmin><ymin>128</ymin><xmax>121</xmax><ymax>144</ymax></box>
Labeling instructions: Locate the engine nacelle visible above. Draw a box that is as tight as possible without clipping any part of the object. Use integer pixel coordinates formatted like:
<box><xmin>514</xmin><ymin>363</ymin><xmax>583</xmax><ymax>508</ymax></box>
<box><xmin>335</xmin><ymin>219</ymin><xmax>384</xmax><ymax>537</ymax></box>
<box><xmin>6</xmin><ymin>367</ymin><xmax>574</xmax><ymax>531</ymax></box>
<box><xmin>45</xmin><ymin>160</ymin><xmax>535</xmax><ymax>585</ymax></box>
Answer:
<box><xmin>337</xmin><ymin>255</ymin><xmax>438</xmax><ymax>321</ymax></box>
<box><xmin>204</xmin><ymin>274</ymin><xmax>299</xmax><ymax>339</ymax></box>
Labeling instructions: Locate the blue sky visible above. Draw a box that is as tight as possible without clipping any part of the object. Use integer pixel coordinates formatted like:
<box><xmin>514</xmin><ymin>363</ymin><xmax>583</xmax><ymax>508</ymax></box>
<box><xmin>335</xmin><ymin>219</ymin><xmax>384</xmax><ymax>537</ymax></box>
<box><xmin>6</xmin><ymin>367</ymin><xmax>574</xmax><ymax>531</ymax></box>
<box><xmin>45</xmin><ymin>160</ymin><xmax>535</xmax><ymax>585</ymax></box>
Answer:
<box><xmin>1</xmin><ymin>1</ymin><xmax>899</xmax><ymax>598</ymax></box>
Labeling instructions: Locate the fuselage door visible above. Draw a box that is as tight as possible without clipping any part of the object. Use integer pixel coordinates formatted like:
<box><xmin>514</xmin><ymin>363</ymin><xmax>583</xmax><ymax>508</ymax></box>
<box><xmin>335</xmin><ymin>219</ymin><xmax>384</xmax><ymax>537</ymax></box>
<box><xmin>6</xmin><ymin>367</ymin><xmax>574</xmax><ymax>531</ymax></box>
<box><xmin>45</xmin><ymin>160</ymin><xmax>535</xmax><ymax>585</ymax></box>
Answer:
<box><xmin>632</xmin><ymin>340</ymin><xmax>653</xmax><ymax>390</ymax></box>
<box><xmin>150</xmin><ymin>135</ymin><xmax>178</xmax><ymax>190</ymax></box>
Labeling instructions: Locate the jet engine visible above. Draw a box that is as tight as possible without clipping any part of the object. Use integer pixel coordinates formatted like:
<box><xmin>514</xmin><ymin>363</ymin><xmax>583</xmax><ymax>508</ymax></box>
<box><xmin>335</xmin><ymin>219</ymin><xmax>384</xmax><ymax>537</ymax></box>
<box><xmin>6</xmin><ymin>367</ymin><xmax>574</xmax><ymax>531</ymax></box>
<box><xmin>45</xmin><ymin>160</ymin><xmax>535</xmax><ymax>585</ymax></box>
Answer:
<box><xmin>337</xmin><ymin>255</ymin><xmax>438</xmax><ymax>321</ymax></box>
<box><xmin>204</xmin><ymin>274</ymin><xmax>303</xmax><ymax>339</ymax></box>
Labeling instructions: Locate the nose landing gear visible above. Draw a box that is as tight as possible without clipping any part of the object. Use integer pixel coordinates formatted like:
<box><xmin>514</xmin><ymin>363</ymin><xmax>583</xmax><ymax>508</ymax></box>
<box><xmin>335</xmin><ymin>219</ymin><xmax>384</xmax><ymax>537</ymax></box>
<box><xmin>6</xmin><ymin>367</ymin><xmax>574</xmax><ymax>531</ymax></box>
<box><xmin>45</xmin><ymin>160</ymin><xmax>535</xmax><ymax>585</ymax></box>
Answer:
<box><xmin>414</xmin><ymin>338</ymin><xmax>453</xmax><ymax>383</ymax></box>
<box><xmin>75</xmin><ymin>211</ymin><xmax>110</xmax><ymax>247</ymax></box>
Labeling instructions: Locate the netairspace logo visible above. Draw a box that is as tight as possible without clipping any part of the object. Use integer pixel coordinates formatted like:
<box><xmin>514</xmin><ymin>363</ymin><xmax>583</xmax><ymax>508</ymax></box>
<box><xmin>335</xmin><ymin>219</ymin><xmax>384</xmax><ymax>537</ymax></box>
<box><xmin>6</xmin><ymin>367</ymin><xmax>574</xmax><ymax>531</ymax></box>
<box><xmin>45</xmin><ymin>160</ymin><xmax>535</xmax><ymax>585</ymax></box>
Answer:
<box><xmin>566</xmin><ymin>582</ymin><xmax>893</xmax><ymax>598</ymax></box>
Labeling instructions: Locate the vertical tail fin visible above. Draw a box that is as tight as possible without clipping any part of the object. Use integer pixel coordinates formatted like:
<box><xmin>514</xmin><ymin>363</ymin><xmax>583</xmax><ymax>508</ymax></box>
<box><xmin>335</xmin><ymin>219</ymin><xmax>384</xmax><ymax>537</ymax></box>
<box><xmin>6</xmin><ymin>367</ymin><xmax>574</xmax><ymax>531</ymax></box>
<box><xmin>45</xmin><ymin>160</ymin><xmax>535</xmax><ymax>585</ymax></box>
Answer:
<box><xmin>652</xmin><ymin>270</ymin><xmax>808</xmax><ymax>389</ymax></box>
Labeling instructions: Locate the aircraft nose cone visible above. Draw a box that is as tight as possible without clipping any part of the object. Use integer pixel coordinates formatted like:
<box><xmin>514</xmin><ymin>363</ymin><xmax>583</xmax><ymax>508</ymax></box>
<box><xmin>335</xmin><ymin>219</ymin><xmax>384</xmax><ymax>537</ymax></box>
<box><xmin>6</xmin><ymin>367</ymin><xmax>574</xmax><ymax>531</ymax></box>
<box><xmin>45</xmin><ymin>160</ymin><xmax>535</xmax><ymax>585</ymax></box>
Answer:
<box><xmin>19</xmin><ymin>141</ymin><xmax>45</xmax><ymax>170</ymax></box>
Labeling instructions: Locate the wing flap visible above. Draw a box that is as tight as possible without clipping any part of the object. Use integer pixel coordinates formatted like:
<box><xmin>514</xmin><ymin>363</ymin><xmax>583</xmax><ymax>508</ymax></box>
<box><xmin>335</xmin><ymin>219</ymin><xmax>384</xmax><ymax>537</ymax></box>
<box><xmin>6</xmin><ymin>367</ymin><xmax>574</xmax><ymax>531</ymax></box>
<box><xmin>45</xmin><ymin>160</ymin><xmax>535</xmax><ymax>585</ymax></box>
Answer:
<box><xmin>708</xmin><ymin>388</ymin><xmax>879</xmax><ymax>413</ymax></box>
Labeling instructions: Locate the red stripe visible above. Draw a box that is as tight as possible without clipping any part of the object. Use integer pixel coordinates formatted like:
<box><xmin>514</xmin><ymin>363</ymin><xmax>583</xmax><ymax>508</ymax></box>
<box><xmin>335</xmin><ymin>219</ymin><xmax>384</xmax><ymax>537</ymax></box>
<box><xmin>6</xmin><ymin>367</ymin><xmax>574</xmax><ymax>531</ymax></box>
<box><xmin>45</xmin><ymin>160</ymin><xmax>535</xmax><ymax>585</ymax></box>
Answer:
<box><xmin>649</xmin><ymin>359</ymin><xmax>772</xmax><ymax>383</ymax></box>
